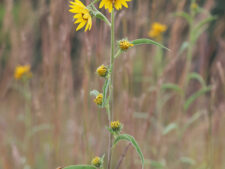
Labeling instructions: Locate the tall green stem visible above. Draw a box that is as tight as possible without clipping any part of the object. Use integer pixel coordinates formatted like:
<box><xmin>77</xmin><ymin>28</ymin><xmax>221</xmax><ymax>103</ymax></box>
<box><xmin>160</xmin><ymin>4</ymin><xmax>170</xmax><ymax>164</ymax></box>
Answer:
<box><xmin>107</xmin><ymin>8</ymin><xmax>115</xmax><ymax>169</ymax></box>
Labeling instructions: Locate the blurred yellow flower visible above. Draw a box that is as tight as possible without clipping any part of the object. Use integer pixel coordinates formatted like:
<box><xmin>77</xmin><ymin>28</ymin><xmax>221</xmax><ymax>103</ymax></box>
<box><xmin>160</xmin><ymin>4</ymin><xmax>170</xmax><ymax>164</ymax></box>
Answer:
<box><xmin>14</xmin><ymin>65</ymin><xmax>32</xmax><ymax>80</ymax></box>
<box><xmin>94</xmin><ymin>93</ymin><xmax>103</xmax><ymax>105</ymax></box>
<box><xmin>148</xmin><ymin>22</ymin><xmax>167</xmax><ymax>41</ymax></box>
<box><xmin>119</xmin><ymin>39</ymin><xmax>133</xmax><ymax>50</ymax></box>
<box><xmin>191</xmin><ymin>2</ymin><xmax>198</xmax><ymax>11</ymax></box>
<box><xmin>96</xmin><ymin>65</ymin><xmax>108</xmax><ymax>77</ymax></box>
<box><xmin>99</xmin><ymin>0</ymin><xmax>131</xmax><ymax>13</ymax></box>
<box><xmin>91</xmin><ymin>156</ymin><xmax>101</xmax><ymax>167</ymax></box>
<box><xmin>110</xmin><ymin>120</ymin><xmax>121</xmax><ymax>131</ymax></box>
<box><xmin>69</xmin><ymin>0</ymin><xmax>92</xmax><ymax>31</ymax></box>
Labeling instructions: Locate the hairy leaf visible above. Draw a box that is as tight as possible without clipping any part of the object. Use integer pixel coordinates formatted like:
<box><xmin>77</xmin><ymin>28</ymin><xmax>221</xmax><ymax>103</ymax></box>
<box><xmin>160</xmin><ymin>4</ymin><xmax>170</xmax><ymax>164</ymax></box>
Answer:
<box><xmin>113</xmin><ymin>134</ymin><xmax>144</xmax><ymax>169</ymax></box>
<box><xmin>131</xmin><ymin>39</ymin><xmax>169</xmax><ymax>50</ymax></box>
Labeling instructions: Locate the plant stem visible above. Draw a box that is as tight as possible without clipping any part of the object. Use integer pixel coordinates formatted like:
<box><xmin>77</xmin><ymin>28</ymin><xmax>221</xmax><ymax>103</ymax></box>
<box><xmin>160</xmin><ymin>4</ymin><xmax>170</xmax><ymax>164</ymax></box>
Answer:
<box><xmin>107</xmin><ymin>8</ymin><xmax>115</xmax><ymax>169</ymax></box>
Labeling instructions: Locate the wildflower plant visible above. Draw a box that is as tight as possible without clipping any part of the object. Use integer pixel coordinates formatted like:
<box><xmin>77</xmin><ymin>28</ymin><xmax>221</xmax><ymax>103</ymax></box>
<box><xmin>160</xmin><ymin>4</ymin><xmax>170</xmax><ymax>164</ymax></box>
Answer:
<box><xmin>64</xmin><ymin>1</ymin><xmax>168</xmax><ymax>169</ymax></box>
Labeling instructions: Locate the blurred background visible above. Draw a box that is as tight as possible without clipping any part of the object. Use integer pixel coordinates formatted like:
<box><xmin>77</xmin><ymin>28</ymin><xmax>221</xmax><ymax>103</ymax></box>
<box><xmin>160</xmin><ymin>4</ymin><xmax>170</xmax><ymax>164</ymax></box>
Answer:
<box><xmin>0</xmin><ymin>0</ymin><xmax>225</xmax><ymax>169</ymax></box>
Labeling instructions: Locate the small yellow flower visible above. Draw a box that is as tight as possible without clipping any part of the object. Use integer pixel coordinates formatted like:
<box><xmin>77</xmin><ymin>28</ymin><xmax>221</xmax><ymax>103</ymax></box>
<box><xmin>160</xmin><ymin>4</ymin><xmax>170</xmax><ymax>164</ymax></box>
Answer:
<box><xmin>99</xmin><ymin>0</ymin><xmax>132</xmax><ymax>13</ymax></box>
<box><xmin>94</xmin><ymin>93</ymin><xmax>103</xmax><ymax>105</ymax></box>
<box><xmin>148</xmin><ymin>22</ymin><xmax>167</xmax><ymax>41</ymax></box>
<box><xmin>191</xmin><ymin>2</ymin><xmax>198</xmax><ymax>10</ymax></box>
<box><xmin>14</xmin><ymin>65</ymin><xmax>32</xmax><ymax>80</ymax></box>
<box><xmin>91</xmin><ymin>156</ymin><xmax>101</xmax><ymax>167</ymax></box>
<box><xmin>110</xmin><ymin>120</ymin><xmax>121</xmax><ymax>131</ymax></box>
<box><xmin>96</xmin><ymin>65</ymin><xmax>108</xmax><ymax>77</ymax></box>
<box><xmin>69</xmin><ymin>0</ymin><xmax>92</xmax><ymax>32</ymax></box>
<box><xmin>119</xmin><ymin>40</ymin><xmax>133</xmax><ymax>51</ymax></box>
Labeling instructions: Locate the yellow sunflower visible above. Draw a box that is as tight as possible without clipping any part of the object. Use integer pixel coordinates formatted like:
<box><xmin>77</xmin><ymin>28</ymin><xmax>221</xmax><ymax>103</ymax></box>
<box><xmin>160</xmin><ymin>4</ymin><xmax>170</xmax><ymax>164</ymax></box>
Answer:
<box><xmin>69</xmin><ymin>0</ymin><xmax>92</xmax><ymax>31</ymax></box>
<box><xmin>99</xmin><ymin>0</ymin><xmax>131</xmax><ymax>13</ymax></box>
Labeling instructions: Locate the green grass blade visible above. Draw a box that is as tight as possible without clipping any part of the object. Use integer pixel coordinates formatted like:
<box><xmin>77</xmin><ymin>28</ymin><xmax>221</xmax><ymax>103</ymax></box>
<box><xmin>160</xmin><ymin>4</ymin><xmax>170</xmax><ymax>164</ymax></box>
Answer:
<box><xmin>161</xmin><ymin>83</ymin><xmax>183</xmax><ymax>95</ymax></box>
<box><xmin>188</xmin><ymin>72</ymin><xmax>206</xmax><ymax>87</ymax></box>
<box><xmin>113</xmin><ymin>134</ymin><xmax>144</xmax><ymax>169</ymax></box>
<box><xmin>131</xmin><ymin>38</ymin><xmax>169</xmax><ymax>50</ymax></box>
<box><xmin>184</xmin><ymin>87</ymin><xmax>211</xmax><ymax>111</ymax></box>
<box><xmin>174</xmin><ymin>12</ymin><xmax>191</xmax><ymax>24</ymax></box>
<box><xmin>194</xmin><ymin>16</ymin><xmax>216</xmax><ymax>32</ymax></box>
<box><xmin>63</xmin><ymin>165</ymin><xmax>97</xmax><ymax>169</ymax></box>
<box><xmin>163</xmin><ymin>123</ymin><xmax>178</xmax><ymax>135</ymax></box>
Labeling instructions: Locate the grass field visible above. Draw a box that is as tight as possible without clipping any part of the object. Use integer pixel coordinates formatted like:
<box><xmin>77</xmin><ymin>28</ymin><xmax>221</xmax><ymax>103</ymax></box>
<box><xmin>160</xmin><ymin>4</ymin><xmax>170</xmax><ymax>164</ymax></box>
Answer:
<box><xmin>0</xmin><ymin>0</ymin><xmax>225</xmax><ymax>169</ymax></box>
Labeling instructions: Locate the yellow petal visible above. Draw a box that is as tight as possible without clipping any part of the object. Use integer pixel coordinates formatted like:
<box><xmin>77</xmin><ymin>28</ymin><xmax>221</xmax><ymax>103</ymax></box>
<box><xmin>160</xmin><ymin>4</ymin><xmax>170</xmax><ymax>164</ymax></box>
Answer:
<box><xmin>76</xmin><ymin>21</ymin><xmax>87</xmax><ymax>31</ymax></box>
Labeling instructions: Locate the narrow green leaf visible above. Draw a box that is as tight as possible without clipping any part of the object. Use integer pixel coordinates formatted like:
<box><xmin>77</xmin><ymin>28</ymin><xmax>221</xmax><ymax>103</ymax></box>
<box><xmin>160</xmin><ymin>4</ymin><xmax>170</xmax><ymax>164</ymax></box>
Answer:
<box><xmin>150</xmin><ymin>160</ymin><xmax>166</xmax><ymax>169</ymax></box>
<box><xmin>26</xmin><ymin>124</ymin><xmax>52</xmax><ymax>139</ymax></box>
<box><xmin>163</xmin><ymin>123</ymin><xmax>178</xmax><ymax>135</ymax></box>
<box><xmin>161</xmin><ymin>83</ymin><xmax>183</xmax><ymax>95</ymax></box>
<box><xmin>133</xmin><ymin>112</ymin><xmax>148</xmax><ymax>119</ymax></box>
<box><xmin>180</xmin><ymin>157</ymin><xmax>196</xmax><ymax>165</ymax></box>
<box><xmin>188</xmin><ymin>72</ymin><xmax>206</xmax><ymax>87</ymax></box>
<box><xmin>174</xmin><ymin>12</ymin><xmax>192</xmax><ymax>24</ymax></box>
<box><xmin>131</xmin><ymin>39</ymin><xmax>169</xmax><ymax>50</ymax></box>
<box><xmin>180</xmin><ymin>112</ymin><xmax>202</xmax><ymax>138</ymax></box>
<box><xmin>113</xmin><ymin>134</ymin><xmax>144</xmax><ymax>169</ymax></box>
<box><xmin>184</xmin><ymin>87</ymin><xmax>211</xmax><ymax>111</ymax></box>
<box><xmin>90</xmin><ymin>90</ymin><xmax>99</xmax><ymax>97</ymax></box>
<box><xmin>194</xmin><ymin>16</ymin><xmax>216</xmax><ymax>32</ymax></box>
<box><xmin>178</xmin><ymin>42</ymin><xmax>189</xmax><ymax>55</ymax></box>
<box><xmin>63</xmin><ymin>165</ymin><xmax>96</xmax><ymax>169</ymax></box>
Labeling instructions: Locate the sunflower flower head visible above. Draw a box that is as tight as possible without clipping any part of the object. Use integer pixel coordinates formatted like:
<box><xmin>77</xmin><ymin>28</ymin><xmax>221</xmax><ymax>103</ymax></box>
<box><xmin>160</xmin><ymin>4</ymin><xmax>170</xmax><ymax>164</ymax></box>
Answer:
<box><xmin>69</xmin><ymin>0</ymin><xmax>92</xmax><ymax>32</ymax></box>
<box><xmin>110</xmin><ymin>120</ymin><xmax>122</xmax><ymax>133</ymax></box>
<box><xmin>99</xmin><ymin>0</ymin><xmax>132</xmax><ymax>13</ymax></box>
<box><xmin>148</xmin><ymin>22</ymin><xmax>167</xmax><ymax>41</ymax></box>
<box><xmin>91</xmin><ymin>156</ymin><xmax>102</xmax><ymax>168</ymax></box>
<box><xmin>96</xmin><ymin>65</ymin><xmax>108</xmax><ymax>77</ymax></box>
<box><xmin>119</xmin><ymin>39</ymin><xmax>133</xmax><ymax>51</ymax></box>
<box><xmin>94</xmin><ymin>93</ymin><xmax>103</xmax><ymax>106</ymax></box>
<box><xmin>14</xmin><ymin>65</ymin><xmax>32</xmax><ymax>80</ymax></box>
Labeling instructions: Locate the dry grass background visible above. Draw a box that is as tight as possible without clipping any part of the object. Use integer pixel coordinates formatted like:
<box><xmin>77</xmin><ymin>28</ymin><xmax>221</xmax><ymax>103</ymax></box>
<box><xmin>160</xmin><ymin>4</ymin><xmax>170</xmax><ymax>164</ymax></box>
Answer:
<box><xmin>0</xmin><ymin>0</ymin><xmax>225</xmax><ymax>169</ymax></box>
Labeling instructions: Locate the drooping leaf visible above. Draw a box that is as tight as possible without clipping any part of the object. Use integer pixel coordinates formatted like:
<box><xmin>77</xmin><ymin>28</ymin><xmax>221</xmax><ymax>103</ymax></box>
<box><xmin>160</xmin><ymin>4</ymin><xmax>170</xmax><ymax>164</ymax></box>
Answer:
<box><xmin>63</xmin><ymin>165</ymin><xmax>97</xmax><ymax>169</ymax></box>
<box><xmin>184</xmin><ymin>86</ymin><xmax>211</xmax><ymax>111</ymax></box>
<box><xmin>194</xmin><ymin>16</ymin><xmax>216</xmax><ymax>33</ymax></box>
<box><xmin>187</xmin><ymin>72</ymin><xmax>206</xmax><ymax>87</ymax></box>
<box><xmin>174</xmin><ymin>12</ymin><xmax>192</xmax><ymax>24</ymax></box>
<box><xmin>131</xmin><ymin>39</ymin><xmax>169</xmax><ymax>50</ymax></box>
<box><xmin>161</xmin><ymin>83</ymin><xmax>183</xmax><ymax>95</ymax></box>
<box><xmin>113</xmin><ymin>134</ymin><xmax>144</xmax><ymax>169</ymax></box>
<box><xmin>163</xmin><ymin>123</ymin><xmax>178</xmax><ymax>135</ymax></box>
